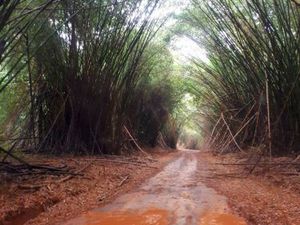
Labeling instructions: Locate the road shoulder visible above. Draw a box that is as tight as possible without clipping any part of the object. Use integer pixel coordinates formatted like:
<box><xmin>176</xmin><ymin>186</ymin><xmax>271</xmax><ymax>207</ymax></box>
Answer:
<box><xmin>196</xmin><ymin>151</ymin><xmax>300</xmax><ymax>225</ymax></box>
<box><xmin>0</xmin><ymin>149</ymin><xmax>180</xmax><ymax>225</ymax></box>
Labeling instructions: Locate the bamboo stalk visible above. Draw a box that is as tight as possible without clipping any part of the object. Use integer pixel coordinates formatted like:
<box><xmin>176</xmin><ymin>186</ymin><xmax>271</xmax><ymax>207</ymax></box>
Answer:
<box><xmin>265</xmin><ymin>71</ymin><xmax>272</xmax><ymax>160</ymax></box>
<box><xmin>221</xmin><ymin>113</ymin><xmax>244</xmax><ymax>152</ymax></box>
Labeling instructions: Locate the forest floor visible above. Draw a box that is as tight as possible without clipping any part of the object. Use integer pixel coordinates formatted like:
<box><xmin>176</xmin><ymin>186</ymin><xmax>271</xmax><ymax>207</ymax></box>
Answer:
<box><xmin>201</xmin><ymin>151</ymin><xmax>300</xmax><ymax>225</ymax></box>
<box><xmin>0</xmin><ymin>148</ymin><xmax>178</xmax><ymax>225</ymax></box>
<box><xmin>0</xmin><ymin>149</ymin><xmax>299</xmax><ymax>225</ymax></box>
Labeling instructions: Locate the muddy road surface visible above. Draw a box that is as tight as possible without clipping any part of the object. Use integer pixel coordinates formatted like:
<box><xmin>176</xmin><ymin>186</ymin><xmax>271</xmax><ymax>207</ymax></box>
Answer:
<box><xmin>64</xmin><ymin>150</ymin><xmax>246</xmax><ymax>225</ymax></box>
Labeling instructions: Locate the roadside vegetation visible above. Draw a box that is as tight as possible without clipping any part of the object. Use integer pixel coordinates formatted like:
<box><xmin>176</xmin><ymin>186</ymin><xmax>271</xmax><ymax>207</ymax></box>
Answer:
<box><xmin>2</xmin><ymin>0</ymin><xmax>300</xmax><ymax>160</ymax></box>
<box><xmin>1</xmin><ymin>1</ymin><xmax>300</xmax><ymax>224</ymax></box>
<box><xmin>1</xmin><ymin>0</ymin><xmax>300</xmax><ymax>162</ymax></box>
<box><xmin>185</xmin><ymin>0</ymin><xmax>300</xmax><ymax>156</ymax></box>
<box><xmin>0</xmin><ymin>0</ymin><xmax>185</xmax><ymax>157</ymax></box>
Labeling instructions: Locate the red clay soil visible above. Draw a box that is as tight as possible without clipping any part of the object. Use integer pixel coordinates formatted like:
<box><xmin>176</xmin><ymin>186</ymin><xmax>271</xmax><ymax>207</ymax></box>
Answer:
<box><xmin>0</xmin><ymin>148</ymin><xmax>179</xmax><ymax>225</ymax></box>
<box><xmin>1</xmin><ymin>149</ymin><xmax>300</xmax><ymax>225</ymax></box>
<box><xmin>196</xmin><ymin>151</ymin><xmax>300</xmax><ymax>225</ymax></box>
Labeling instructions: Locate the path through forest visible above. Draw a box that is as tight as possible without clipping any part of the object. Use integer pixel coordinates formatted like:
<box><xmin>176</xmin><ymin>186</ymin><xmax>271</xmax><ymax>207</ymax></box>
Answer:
<box><xmin>64</xmin><ymin>150</ymin><xmax>246</xmax><ymax>225</ymax></box>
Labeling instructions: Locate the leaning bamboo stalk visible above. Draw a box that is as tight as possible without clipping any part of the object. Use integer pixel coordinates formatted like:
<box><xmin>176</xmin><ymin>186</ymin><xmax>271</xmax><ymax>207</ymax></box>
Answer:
<box><xmin>219</xmin><ymin>102</ymin><xmax>256</xmax><ymax>151</ymax></box>
<box><xmin>221</xmin><ymin>114</ymin><xmax>256</xmax><ymax>153</ymax></box>
<box><xmin>265</xmin><ymin>71</ymin><xmax>272</xmax><ymax>160</ymax></box>
<box><xmin>123</xmin><ymin>126</ymin><xmax>150</xmax><ymax>157</ymax></box>
<box><xmin>252</xmin><ymin>98</ymin><xmax>262</xmax><ymax>146</ymax></box>
<box><xmin>208</xmin><ymin>115</ymin><xmax>222</xmax><ymax>144</ymax></box>
<box><xmin>221</xmin><ymin>113</ymin><xmax>244</xmax><ymax>152</ymax></box>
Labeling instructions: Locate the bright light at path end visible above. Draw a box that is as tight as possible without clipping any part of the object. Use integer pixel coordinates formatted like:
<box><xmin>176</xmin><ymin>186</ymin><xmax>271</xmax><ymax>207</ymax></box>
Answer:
<box><xmin>170</xmin><ymin>36</ymin><xmax>209</xmax><ymax>64</ymax></box>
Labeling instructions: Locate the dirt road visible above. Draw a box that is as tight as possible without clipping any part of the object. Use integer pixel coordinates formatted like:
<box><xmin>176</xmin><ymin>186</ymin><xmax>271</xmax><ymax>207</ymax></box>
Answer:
<box><xmin>64</xmin><ymin>150</ymin><xmax>246</xmax><ymax>225</ymax></box>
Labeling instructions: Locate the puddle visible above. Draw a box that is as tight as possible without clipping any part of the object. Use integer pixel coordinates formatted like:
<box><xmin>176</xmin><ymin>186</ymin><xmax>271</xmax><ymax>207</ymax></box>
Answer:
<box><xmin>199</xmin><ymin>212</ymin><xmax>247</xmax><ymax>225</ymax></box>
<box><xmin>67</xmin><ymin>208</ymin><xmax>170</xmax><ymax>225</ymax></box>
<box><xmin>2</xmin><ymin>206</ymin><xmax>44</xmax><ymax>225</ymax></box>
<box><xmin>2</xmin><ymin>198</ymin><xmax>60</xmax><ymax>225</ymax></box>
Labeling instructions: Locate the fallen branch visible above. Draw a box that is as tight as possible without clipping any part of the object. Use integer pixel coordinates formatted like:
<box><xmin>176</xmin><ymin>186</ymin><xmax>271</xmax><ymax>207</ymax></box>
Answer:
<box><xmin>87</xmin><ymin>158</ymin><xmax>158</xmax><ymax>168</ymax></box>
<box><xmin>123</xmin><ymin>126</ymin><xmax>151</xmax><ymax>158</ymax></box>
<box><xmin>18</xmin><ymin>184</ymin><xmax>46</xmax><ymax>190</ymax></box>
<box><xmin>2</xmin><ymin>142</ymin><xmax>18</xmax><ymax>162</ymax></box>
<box><xmin>98</xmin><ymin>175</ymin><xmax>130</xmax><ymax>202</ymax></box>
<box><xmin>118</xmin><ymin>175</ymin><xmax>129</xmax><ymax>187</ymax></box>
<box><xmin>98</xmin><ymin>194</ymin><xmax>108</xmax><ymax>201</ymax></box>
<box><xmin>0</xmin><ymin>162</ymin><xmax>81</xmax><ymax>177</ymax></box>
<box><xmin>58</xmin><ymin>161</ymin><xmax>95</xmax><ymax>183</ymax></box>
<box><xmin>248</xmin><ymin>153</ymin><xmax>263</xmax><ymax>174</ymax></box>
<box><xmin>0</xmin><ymin>146</ymin><xmax>29</xmax><ymax>165</ymax></box>
<box><xmin>157</xmin><ymin>132</ymin><xmax>168</xmax><ymax>149</ymax></box>
<box><xmin>99</xmin><ymin>155</ymin><xmax>158</xmax><ymax>163</ymax></box>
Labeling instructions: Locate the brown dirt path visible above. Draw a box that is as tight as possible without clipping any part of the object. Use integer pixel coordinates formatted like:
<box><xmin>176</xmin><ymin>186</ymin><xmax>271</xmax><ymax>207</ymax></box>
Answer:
<box><xmin>63</xmin><ymin>150</ymin><xmax>246</xmax><ymax>225</ymax></box>
<box><xmin>2</xmin><ymin>149</ymin><xmax>299</xmax><ymax>225</ymax></box>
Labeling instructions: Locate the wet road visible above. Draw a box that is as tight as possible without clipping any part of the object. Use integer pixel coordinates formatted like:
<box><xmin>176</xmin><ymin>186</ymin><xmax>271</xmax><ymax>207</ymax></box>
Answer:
<box><xmin>64</xmin><ymin>150</ymin><xmax>246</xmax><ymax>225</ymax></box>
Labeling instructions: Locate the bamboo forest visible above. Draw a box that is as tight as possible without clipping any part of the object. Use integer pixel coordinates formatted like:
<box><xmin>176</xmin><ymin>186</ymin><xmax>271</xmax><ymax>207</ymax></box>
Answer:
<box><xmin>0</xmin><ymin>1</ymin><xmax>299</xmax><ymax>225</ymax></box>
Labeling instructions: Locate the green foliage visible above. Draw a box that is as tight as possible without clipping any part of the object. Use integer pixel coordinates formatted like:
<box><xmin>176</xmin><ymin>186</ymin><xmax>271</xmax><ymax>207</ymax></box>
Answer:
<box><xmin>127</xmin><ymin>42</ymin><xmax>182</xmax><ymax>148</ymax></box>
<box><xmin>0</xmin><ymin>0</ymin><xmax>203</xmax><ymax>155</ymax></box>
<box><xmin>26</xmin><ymin>0</ymin><xmax>164</xmax><ymax>154</ymax></box>
<box><xmin>0</xmin><ymin>0</ymin><xmax>185</xmax><ymax>155</ymax></box>
<box><xmin>179</xmin><ymin>128</ymin><xmax>202</xmax><ymax>150</ymax></box>
<box><xmin>186</xmin><ymin>0</ymin><xmax>300</xmax><ymax>154</ymax></box>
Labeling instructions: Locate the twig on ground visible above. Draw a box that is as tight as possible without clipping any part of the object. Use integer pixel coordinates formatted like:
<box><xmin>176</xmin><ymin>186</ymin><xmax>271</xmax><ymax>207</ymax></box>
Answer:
<box><xmin>17</xmin><ymin>184</ymin><xmax>46</xmax><ymax>190</ymax></box>
<box><xmin>118</xmin><ymin>175</ymin><xmax>129</xmax><ymax>187</ymax></box>
<box><xmin>58</xmin><ymin>161</ymin><xmax>95</xmax><ymax>183</ymax></box>
<box><xmin>86</xmin><ymin>158</ymin><xmax>157</xmax><ymax>168</ymax></box>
